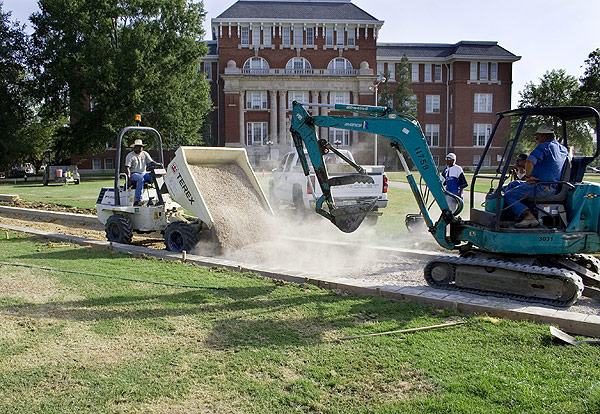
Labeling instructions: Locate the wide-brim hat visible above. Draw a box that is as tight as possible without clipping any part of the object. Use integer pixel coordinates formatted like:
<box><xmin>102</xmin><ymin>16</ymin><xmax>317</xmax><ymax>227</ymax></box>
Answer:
<box><xmin>535</xmin><ymin>125</ymin><xmax>554</xmax><ymax>135</ymax></box>
<box><xmin>132</xmin><ymin>139</ymin><xmax>145</xmax><ymax>147</ymax></box>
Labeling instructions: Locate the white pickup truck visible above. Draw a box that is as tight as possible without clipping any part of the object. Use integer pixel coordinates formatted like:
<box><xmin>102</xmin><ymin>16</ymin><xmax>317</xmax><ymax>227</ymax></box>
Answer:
<box><xmin>269</xmin><ymin>149</ymin><xmax>388</xmax><ymax>224</ymax></box>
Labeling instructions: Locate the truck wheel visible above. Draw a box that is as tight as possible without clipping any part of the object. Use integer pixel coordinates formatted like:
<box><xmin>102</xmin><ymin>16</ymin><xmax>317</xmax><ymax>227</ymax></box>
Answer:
<box><xmin>164</xmin><ymin>221</ymin><xmax>199</xmax><ymax>253</ymax></box>
<box><xmin>105</xmin><ymin>214</ymin><xmax>133</xmax><ymax>244</ymax></box>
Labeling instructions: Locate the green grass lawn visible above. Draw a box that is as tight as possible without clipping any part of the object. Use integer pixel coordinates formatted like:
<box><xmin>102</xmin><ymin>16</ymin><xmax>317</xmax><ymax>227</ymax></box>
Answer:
<box><xmin>0</xmin><ymin>232</ymin><xmax>598</xmax><ymax>413</ymax></box>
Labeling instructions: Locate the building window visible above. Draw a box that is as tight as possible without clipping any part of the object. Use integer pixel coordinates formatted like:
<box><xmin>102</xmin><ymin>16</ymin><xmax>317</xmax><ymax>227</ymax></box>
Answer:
<box><xmin>282</xmin><ymin>26</ymin><xmax>291</xmax><ymax>46</ymax></box>
<box><xmin>325</xmin><ymin>27</ymin><xmax>333</xmax><ymax>46</ymax></box>
<box><xmin>247</xmin><ymin>122</ymin><xmax>268</xmax><ymax>146</ymax></box>
<box><xmin>246</xmin><ymin>91</ymin><xmax>267</xmax><ymax>109</ymax></box>
<box><xmin>243</xmin><ymin>57</ymin><xmax>270</xmax><ymax>73</ymax></box>
<box><xmin>263</xmin><ymin>26</ymin><xmax>271</xmax><ymax>46</ymax></box>
<box><xmin>327</xmin><ymin>57</ymin><xmax>353</xmax><ymax>73</ymax></box>
<box><xmin>425</xmin><ymin>95</ymin><xmax>440</xmax><ymax>113</ymax></box>
<box><xmin>240</xmin><ymin>26</ymin><xmax>249</xmax><ymax>45</ymax></box>
<box><xmin>473</xmin><ymin>123</ymin><xmax>492</xmax><ymax>147</ymax></box>
<box><xmin>286</xmin><ymin>57</ymin><xmax>312</xmax><ymax>74</ymax></box>
<box><xmin>377</xmin><ymin>62</ymin><xmax>384</xmax><ymax>76</ymax></box>
<box><xmin>329</xmin><ymin>128</ymin><xmax>350</xmax><ymax>146</ymax></box>
<box><xmin>104</xmin><ymin>158</ymin><xmax>114</xmax><ymax>170</ymax></box>
<box><xmin>293</xmin><ymin>26</ymin><xmax>303</xmax><ymax>45</ymax></box>
<box><xmin>388</xmin><ymin>63</ymin><xmax>395</xmax><ymax>81</ymax></box>
<box><xmin>306</xmin><ymin>27</ymin><xmax>314</xmax><ymax>45</ymax></box>
<box><xmin>331</xmin><ymin>91</ymin><xmax>350</xmax><ymax>105</ymax></box>
<box><xmin>433</xmin><ymin>155</ymin><xmax>439</xmax><ymax>167</ymax></box>
<box><xmin>434</xmin><ymin>64</ymin><xmax>442</xmax><ymax>82</ymax></box>
<box><xmin>473</xmin><ymin>154</ymin><xmax>491</xmax><ymax>167</ymax></box>
<box><xmin>490</xmin><ymin>62</ymin><xmax>498</xmax><ymax>81</ymax></box>
<box><xmin>424</xmin><ymin>64</ymin><xmax>432</xmax><ymax>82</ymax></box>
<box><xmin>288</xmin><ymin>91</ymin><xmax>310</xmax><ymax>108</ymax></box>
<box><xmin>425</xmin><ymin>124</ymin><xmax>439</xmax><ymax>147</ymax></box>
<box><xmin>474</xmin><ymin>93</ymin><xmax>493</xmax><ymax>113</ymax></box>
<box><xmin>411</xmin><ymin>63</ymin><xmax>419</xmax><ymax>82</ymax></box>
<box><xmin>409</xmin><ymin>95</ymin><xmax>417</xmax><ymax>112</ymax></box>
<box><xmin>203</xmin><ymin>62</ymin><xmax>212</xmax><ymax>81</ymax></box>
<box><xmin>347</xmin><ymin>28</ymin><xmax>355</xmax><ymax>46</ymax></box>
<box><xmin>479</xmin><ymin>62</ymin><xmax>488</xmax><ymax>80</ymax></box>
<box><xmin>470</xmin><ymin>62</ymin><xmax>477</xmax><ymax>80</ymax></box>
<box><xmin>93</xmin><ymin>159</ymin><xmax>101</xmax><ymax>170</ymax></box>
<box><xmin>252</xmin><ymin>26</ymin><xmax>260</xmax><ymax>45</ymax></box>
<box><xmin>336</xmin><ymin>28</ymin><xmax>344</xmax><ymax>46</ymax></box>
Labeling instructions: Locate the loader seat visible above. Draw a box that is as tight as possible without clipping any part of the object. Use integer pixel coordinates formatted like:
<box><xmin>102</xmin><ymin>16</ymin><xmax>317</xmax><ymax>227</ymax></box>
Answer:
<box><xmin>524</xmin><ymin>157</ymin><xmax>572</xmax><ymax>204</ymax></box>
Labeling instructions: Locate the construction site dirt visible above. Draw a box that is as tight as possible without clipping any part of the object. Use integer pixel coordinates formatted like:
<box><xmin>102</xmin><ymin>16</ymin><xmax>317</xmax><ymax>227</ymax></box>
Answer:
<box><xmin>1</xmin><ymin>207</ymin><xmax>599</xmax><ymax>318</ymax></box>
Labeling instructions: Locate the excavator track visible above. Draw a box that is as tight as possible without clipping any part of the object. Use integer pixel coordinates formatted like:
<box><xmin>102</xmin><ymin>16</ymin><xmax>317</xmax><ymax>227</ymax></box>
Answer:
<box><xmin>556</xmin><ymin>254</ymin><xmax>600</xmax><ymax>301</ymax></box>
<box><xmin>424</xmin><ymin>256</ymin><xmax>584</xmax><ymax>307</ymax></box>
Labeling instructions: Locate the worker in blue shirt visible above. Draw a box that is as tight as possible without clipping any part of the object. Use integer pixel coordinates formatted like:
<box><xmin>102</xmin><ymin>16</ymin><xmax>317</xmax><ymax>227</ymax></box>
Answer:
<box><xmin>441</xmin><ymin>153</ymin><xmax>468</xmax><ymax>212</ymax></box>
<box><xmin>504</xmin><ymin>125</ymin><xmax>569</xmax><ymax>228</ymax></box>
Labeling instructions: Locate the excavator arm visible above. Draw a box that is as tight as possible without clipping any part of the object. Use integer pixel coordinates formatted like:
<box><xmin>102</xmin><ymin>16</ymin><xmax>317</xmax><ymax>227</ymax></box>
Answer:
<box><xmin>289</xmin><ymin>101</ymin><xmax>460</xmax><ymax>249</ymax></box>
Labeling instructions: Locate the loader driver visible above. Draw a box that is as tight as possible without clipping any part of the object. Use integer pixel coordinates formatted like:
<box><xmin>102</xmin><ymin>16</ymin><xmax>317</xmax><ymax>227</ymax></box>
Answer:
<box><xmin>125</xmin><ymin>139</ymin><xmax>155</xmax><ymax>206</ymax></box>
<box><xmin>504</xmin><ymin>125</ymin><xmax>569</xmax><ymax>228</ymax></box>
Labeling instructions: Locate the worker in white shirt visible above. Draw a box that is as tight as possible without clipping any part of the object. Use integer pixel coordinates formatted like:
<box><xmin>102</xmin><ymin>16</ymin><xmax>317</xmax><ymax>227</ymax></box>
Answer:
<box><xmin>125</xmin><ymin>139</ymin><xmax>155</xmax><ymax>206</ymax></box>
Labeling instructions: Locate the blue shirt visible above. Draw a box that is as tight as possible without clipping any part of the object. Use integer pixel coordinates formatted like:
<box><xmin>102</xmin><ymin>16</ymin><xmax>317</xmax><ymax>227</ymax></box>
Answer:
<box><xmin>527</xmin><ymin>138</ymin><xmax>569</xmax><ymax>182</ymax></box>
<box><xmin>441</xmin><ymin>164</ymin><xmax>468</xmax><ymax>197</ymax></box>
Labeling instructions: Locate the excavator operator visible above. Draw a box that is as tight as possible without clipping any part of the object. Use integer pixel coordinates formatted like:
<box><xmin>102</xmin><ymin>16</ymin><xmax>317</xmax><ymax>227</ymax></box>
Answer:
<box><xmin>503</xmin><ymin>125</ymin><xmax>569</xmax><ymax>228</ymax></box>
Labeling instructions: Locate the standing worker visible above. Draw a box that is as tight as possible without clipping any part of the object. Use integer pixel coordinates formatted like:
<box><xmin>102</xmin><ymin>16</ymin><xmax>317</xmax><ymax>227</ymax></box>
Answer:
<box><xmin>504</xmin><ymin>125</ymin><xmax>569</xmax><ymax>228</ymax></box>
<box><xmin>441</xmin><ymin>153</ymin><xmax>468</xmax><ymax>212</ymax></box>
<box><xmin>125</xmin><ymin>139</ymin><xmax>155</xmax><ymax>206</ymax></box>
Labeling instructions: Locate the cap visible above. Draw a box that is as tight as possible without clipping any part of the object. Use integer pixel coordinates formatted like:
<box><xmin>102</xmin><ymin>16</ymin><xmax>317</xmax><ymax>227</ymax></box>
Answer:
<box><xmin>132</xmin><ymin>139</ymin><xmax>145</xmax><ymax>147</ymax></box>
<box><xmin>446</xmin><ymin>153</ymin><xmax>456</xmax><ymax>160</ymax></box>
<box><xmin>517</xmin><ymin>153</ymin><xmax>527</xmax><ymax>161</ymax></box>
<box><xmin>536</xmin><ymin>125</ymin><xmax>554</xmax><ymax>135</ymax></box>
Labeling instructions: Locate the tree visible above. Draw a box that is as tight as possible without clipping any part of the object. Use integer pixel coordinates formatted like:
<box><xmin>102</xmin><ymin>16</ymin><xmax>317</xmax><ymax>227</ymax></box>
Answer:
<box><xmin>517</xmin><ymin>69</ymin><xmax>593</xmax><ymax>155</ymax></box>
<box><xmin>577</xmin><ymin>48</ymin><xmax>600</xmax><ymax>111</ymax></box>
<box><xmin>0</xmin><ymin>5</ymin><xmax>32</xmax><ymax>170</ymax></box>
<box><xmin>30</xmin><ymin>0</ymin><xmax>212</xmax><ymax>158</ymax></box>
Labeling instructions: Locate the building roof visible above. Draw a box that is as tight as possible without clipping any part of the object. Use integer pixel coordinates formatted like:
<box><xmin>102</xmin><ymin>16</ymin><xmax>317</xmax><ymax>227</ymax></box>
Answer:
<box><xmin>214</xmin><ymin>0</ymin><xmax>381</xmax><ymax>23</ymax></box>
<box><xmin>377</xmin><ymin>41</ymin><xmax>520</xmax><ymax>62</ymax></box>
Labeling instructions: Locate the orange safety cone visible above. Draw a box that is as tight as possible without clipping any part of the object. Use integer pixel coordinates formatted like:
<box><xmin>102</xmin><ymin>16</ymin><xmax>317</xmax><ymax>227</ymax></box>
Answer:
<box><xmin>262</xmin><ymin>169</ymin><xmax>265</xmax><ymax>177</ymax></box>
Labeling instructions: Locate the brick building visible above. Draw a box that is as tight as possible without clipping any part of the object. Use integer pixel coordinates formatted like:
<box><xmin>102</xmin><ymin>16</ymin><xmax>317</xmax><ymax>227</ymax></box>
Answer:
<box><xmin>202</xmin><ymin>0</ymin><xmax>520</xmax><ymax>170</ymax></box>
<box><xmin>76</xmin><ymin>0</ymin><xmax>520</xmax><ymax>173</ymax></box>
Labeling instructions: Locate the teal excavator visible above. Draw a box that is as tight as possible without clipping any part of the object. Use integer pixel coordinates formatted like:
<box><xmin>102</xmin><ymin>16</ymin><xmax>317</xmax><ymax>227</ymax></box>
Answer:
<box><xmin>289</xmin><ymin>101</ymin><xmax>600</xmax><ymax>307</ymax></box>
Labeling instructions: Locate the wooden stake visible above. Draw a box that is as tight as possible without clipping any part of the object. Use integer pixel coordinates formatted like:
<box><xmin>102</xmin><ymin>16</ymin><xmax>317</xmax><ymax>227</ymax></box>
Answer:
<box><xmin>338</xmin><ymin>321</ymin><xmax>466</xmax><ymax>340</ymax></box>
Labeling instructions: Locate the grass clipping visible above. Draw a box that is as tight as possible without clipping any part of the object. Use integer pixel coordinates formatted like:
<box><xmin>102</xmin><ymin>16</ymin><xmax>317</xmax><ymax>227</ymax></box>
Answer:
<box><xmin>189</xmin><ymin>164</ymin><xmax>274</xmax><ymax>254</ymax></box>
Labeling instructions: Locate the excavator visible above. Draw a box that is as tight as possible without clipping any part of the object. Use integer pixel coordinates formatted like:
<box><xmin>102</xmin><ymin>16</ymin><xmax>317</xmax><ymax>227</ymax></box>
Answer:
<box><xmin>289</xmin><ymin>101</ymin><xmax>600</xmax><ymax>307</ymax></box>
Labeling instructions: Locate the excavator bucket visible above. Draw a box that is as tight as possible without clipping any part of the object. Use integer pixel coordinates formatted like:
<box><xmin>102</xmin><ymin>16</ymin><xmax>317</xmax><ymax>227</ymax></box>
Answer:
<box><xmin>329</xmin><ymin>197</ymin><xmax>378</xmax><ymax>233</ymax></box>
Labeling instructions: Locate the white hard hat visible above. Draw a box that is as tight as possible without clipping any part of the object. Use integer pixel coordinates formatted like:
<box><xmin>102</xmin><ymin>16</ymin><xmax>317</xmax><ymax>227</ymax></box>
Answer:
<box><xmin>446</xmin><ymin>153</ymin><xmax>456</xmax><ymax>160</ymax></box>
<box><xmin>132</xmin><ymin>139</ymin><xmax>145</xmax><ymax>147</ymax></box>
<box><xmin>535</xmin><ymin>125</ymin><xmax>554</xmax><ymax>135</ymax></box>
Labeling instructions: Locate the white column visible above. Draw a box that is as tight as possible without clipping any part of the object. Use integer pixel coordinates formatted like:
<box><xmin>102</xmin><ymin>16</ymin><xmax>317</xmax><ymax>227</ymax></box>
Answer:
<box><xmin>269</xmin><ymin>90</ymin><xmax>277</xmax><ymax>145</ymax></box>
<box><xmin>239</xmin><ymin>91</ymin><xmax>245</xmax><ymax>145</ymax></box>
<box><xmin>311</xmin><ymin>91</ymin><xmax>319</xmax><ymax>116</ymax></box>
<box><xmin>278</xmin><ymin>90</ymin><xmax>286</xmax><ymax>145</ymax></box>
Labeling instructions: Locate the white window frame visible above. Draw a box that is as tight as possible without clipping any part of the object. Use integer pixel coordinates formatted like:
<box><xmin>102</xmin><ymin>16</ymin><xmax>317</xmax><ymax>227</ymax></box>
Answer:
<box><xmin>347</xmin><ymin>28</ymin><xmax>355</xmax><ymax>46</ymax></box>
<box><xmin>470</xmin><ymin>62</ymin><xmax>477</xmax><ymax>80</ymax></box>
<box><xmin>474</xmin><ymin>93</ymin><xmax>493</xmax><ymax>113</ymax></box>
<box><xmin>104</xmin><ymin>158</ymin><xmax>114</xmax><ymax>170</ymax></box>
<box><xmin>287</xmin><ymin>91</ymin><xmax>310</xmax><ymax>108</ymax></box>
<box><xmin>473</xmin><ymin>123</ymin><xmax>492</xmax><ymax>147</ymax></box>
<box><xmin>434</xmin><ymin>64</ymin><xmax>442</xmax><ymax>82</ymax></box>
<box><xmin>425</xmin><ymin>95</ymin><xmax>440</xmax><ymax>114</ymax></box>
<box><xmin>246</xmin><ymin>91</ymin><xmax>268</xmax><ymax>110</ymax></box>
<box><xmin>411</xmin><ymin>63</ymin><xmax>419</xmax><ymax>82</ymax></box>
<box><xmin>331</xmin><ymin>91</ymin><xmax>350</xmax><ymax>105</ymax></box>
<box><xmin>286</xmin><ymin>57</ymin><xmax>312</xmax><ymax>74</ymax></box>
<box><xmin>425</xmin><ymin>124</ymin><xmax>440</xmax><ymax>147</ymax></box>
<box><xmin>473</xmin><ymin>154</ymin><xmax>491</xmax><ymax>167</ymax></box>
<box><xmin>388</xmin><ymin>63</ymin><xmax>395</xmax><ymax>81</ymax></box>
<box><xmin>93</xmin><ymin>158</ymin><xmax>102</xmax><ymax>171</ymax></box>
<box><xmin>306</xmin><ymin>27</ymin><xmax>314</xmax><ymax>45</ymax></box>
<box><xmin>325</xmin><ymin>27</ymin><xmax>333</xmax><ymax>46</ymax></box>
<box><xmin>377</xmin><ymin>62</ymin><xmax>384</xmax><ymax>76</ymax></box>
<box><xmin>424</xmin><ymin>64</ymin><xmax>432</xmax><ymax>82</ymax></box>
<box><xmin>263</xmin><ymin>26</ymin><xmax>271</xmax><ymax>46</ymax></box>
<box><xmin>203</xmin><ymin>62</ymin><xmax>212</xmax><ymax>82</ymax></box>
<box><xmin>247</xmin><ymin>122</ymin><xmax>268</xmax><ymax>146</ymax></box>
<box><xmin>293</xmin><ymin>26</ymin><xmax>303</xmax><ymax>45</ymax></box>
<box><xmin>240</xmin><ymin>26</ymin><xmax>249</xmax><ymax>45</ymax></box>
<box><xmin>480</xmin><ymin>62</ymin><xmax>488</xmax><ymax>81</ymax></box>
<box><xmin>252</xmin><ymin>26</ymin><xmax>260</xmax><ymax>45</ymax></box>
<box><xmin>243</xmin><ymin>57</ymin><xmax>270</xmax><ymax>71</ymax></box>
<box><xmin>328</xmin><ymin>58</ymin><xmax>353</xmax><ymax>73</ymax></box>
<box><xmin>329</xmin><ymin>128</ymin><xmax>350</xmax><ymax>146</ymax></box>
<box><xmin>490</xmin><ymin>62</ymin><xmax>498</xmax><ymax>81</ymax></box>
<box><xmin>336</xmin><ymin>28</ymin><xmax>344</xmax><ymax>46</ymax></box>
<box><xmin>282</xmin><ymin>26</ymin><xmax>291</xmax><ymax>46</ymax></box>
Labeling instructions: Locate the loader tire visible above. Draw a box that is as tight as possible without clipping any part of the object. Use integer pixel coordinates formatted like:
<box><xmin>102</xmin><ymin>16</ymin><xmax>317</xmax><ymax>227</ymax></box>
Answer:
<box><xmin>105</xmin><ymin>214</ymin><xmax>133</xmax><ymax>244</ymax></box>
<box><xmin>164</xmin><ymin>221</ymin><xmax>199</xmax><ymax>253</ymax></box>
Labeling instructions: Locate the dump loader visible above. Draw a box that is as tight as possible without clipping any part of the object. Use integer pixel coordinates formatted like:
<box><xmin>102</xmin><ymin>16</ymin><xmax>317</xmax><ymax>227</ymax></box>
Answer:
<box><xmin>96</xmin><ymin>124</ymin><xmax>271</xmax><ymax>252</ymax></box>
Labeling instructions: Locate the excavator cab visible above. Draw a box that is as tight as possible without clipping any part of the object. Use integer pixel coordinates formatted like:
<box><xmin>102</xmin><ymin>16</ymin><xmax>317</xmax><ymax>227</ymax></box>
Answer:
<box><xmin>468</xmin><ymin>107</ymin><xmax>600</xmax><ymax>232</ymax></box>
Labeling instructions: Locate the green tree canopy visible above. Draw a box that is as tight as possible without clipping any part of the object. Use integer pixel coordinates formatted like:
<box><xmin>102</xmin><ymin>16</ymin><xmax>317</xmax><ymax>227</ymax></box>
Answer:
<box><xmin>30</xmin><ymin>0</ymin><xmax>212</xmax><ymax>159</ymax></box>
<box><xmin>517</xmin><ymin>69</ymin><xmax>593</xmax><ymax>155</ymax></box>
<box><xmin>577</xmin><ymin>48</ymin><xmax>600</xmax><ymax>111</ymax></box>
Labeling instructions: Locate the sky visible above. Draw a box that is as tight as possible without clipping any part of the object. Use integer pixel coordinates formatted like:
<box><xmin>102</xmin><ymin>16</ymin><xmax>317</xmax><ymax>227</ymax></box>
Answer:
<box><xmin>3</xmin><ymin>0</ymin><xmax>599</xmax><ymax>108</ymax></box>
